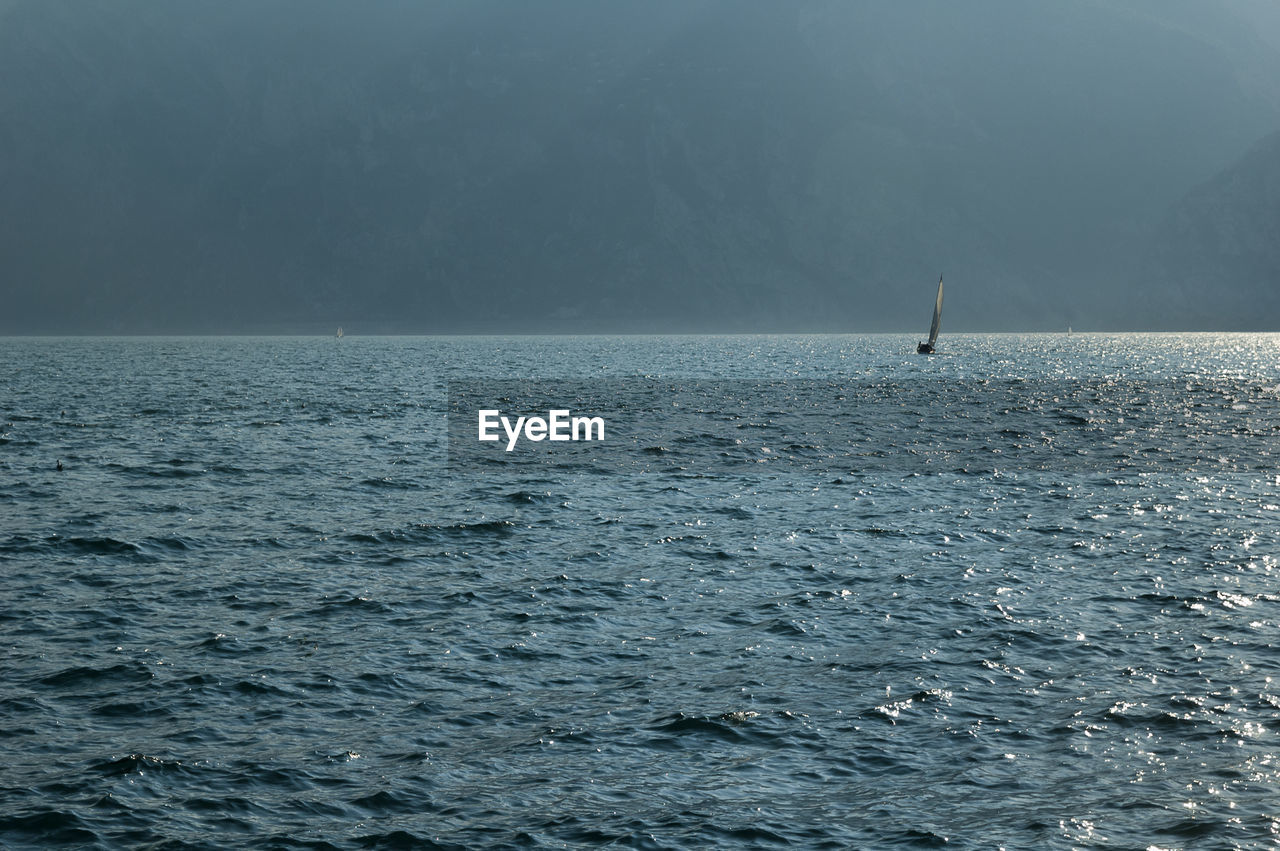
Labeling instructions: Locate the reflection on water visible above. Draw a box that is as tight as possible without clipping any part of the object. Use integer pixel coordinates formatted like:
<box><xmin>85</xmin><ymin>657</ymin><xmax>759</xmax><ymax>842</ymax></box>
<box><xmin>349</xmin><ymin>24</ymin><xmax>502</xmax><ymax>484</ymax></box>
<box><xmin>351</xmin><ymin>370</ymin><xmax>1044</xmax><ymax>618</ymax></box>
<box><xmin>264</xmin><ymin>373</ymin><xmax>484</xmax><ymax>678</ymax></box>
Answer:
<box><xmin>1</xmin><ymin>333</ymin><xmax>1278</xmax><ymax>848</ymax></box>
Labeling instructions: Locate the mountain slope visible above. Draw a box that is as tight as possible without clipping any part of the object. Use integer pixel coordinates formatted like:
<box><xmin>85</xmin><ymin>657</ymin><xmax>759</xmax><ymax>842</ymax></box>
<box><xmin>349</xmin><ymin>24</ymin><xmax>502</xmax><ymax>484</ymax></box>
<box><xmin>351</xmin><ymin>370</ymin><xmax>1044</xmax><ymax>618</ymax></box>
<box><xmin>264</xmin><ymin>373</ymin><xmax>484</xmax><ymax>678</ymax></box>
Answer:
<box><xmin>1</xmin><ymin>0</ymin><xmax>1278</xmax><ymax>332</ymax></box>
<box><xmin>1139</xmin><ymin>130</ymin><xmax>1280</xmax><ymax>329</ymax></box>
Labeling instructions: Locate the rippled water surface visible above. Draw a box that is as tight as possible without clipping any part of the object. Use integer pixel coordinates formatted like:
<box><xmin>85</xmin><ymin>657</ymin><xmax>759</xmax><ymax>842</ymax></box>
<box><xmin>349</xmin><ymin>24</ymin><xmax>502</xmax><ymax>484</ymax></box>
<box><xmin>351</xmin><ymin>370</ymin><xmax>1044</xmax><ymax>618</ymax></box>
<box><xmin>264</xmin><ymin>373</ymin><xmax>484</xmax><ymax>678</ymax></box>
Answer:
<box><xmin>2</xmin><ymin>334</ymin><xmax>1279</xmax><ymax>848</ymax></box>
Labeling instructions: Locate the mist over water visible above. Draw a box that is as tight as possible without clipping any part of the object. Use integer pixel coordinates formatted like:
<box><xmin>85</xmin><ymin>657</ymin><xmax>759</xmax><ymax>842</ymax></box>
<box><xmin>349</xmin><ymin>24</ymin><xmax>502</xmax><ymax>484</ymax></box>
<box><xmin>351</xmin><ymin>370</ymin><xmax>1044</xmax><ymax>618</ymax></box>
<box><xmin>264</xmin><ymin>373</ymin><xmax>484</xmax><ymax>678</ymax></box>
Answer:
<box><xmin>3</xmin><ymin>334</ymin><xmax>1279</xmax><ymax>847</ymax></box>
<box><xmin>3</xmin><ymin>1</ymin><xmax>1280</xmax><ymax>333</ymax></box>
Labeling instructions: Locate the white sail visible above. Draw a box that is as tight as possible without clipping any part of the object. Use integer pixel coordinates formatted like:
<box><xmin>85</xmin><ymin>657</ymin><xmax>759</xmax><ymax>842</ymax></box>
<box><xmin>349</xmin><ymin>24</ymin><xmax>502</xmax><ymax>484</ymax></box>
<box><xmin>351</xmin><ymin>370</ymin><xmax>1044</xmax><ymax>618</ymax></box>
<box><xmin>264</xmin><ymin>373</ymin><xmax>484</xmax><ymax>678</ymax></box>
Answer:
<box><xmin>927</xmin><ymin>275</ymin><xmax>943</xmax><ymax>348</ymax></box>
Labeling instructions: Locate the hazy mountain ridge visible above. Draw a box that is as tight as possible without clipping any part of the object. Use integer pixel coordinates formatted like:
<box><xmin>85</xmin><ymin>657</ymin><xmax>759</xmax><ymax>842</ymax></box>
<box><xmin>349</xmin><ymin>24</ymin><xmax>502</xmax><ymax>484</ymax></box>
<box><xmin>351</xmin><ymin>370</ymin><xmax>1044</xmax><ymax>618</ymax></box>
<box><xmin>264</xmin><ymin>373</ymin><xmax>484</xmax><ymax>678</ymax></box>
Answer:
<box><xmin>2</xmin><ymin>0</ymin><xmax>1278</xmax><ymax>332</ymax></box>
<box><xmin>1139</xmin><ymin>130</ymin><xmax>1280</xmax><ymax>329</ymax></box>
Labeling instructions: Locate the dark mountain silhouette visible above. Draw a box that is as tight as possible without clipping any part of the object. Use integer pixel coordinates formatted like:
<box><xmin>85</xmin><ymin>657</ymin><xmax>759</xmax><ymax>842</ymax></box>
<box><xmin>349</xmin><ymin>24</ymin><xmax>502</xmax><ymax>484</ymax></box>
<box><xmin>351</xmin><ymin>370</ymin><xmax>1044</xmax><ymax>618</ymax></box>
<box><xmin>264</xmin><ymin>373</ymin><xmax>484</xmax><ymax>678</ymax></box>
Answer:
<box><xmin>1137</xmin><ymin>130</ymin><xmax>1280</xmax><ymax>329</ymax></box>
<box><xmin>2</xmin><ymin>0</ymin><xmax>1278</xmax><ymax>332</ymax></box>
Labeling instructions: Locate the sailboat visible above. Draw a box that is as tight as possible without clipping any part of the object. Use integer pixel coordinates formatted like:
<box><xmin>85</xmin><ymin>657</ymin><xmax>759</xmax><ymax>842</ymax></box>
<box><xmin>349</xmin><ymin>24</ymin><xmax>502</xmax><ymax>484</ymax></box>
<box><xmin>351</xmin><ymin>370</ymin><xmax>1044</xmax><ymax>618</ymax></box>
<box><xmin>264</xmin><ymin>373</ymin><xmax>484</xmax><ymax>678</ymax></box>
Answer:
<box><xmin>336</xmin><ymin>327</ymin><xmax>344</xmax><ymax>338</ymax></box>
<box><xmin>916</xmin><ymin>275</ymin><xmax>944</xmax><ymax>354</ymax></box>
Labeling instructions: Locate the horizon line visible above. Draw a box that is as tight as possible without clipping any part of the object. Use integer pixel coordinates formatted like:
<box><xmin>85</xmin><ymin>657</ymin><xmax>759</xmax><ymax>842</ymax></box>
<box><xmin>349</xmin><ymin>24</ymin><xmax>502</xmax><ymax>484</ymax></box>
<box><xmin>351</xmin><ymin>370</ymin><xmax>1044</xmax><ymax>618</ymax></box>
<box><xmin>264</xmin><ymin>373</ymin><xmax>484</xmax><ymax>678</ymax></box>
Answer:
<box><xmin>3</xmin><ymin>329</ymin><xmax>1277</xmax><ymax>338</ymax></box>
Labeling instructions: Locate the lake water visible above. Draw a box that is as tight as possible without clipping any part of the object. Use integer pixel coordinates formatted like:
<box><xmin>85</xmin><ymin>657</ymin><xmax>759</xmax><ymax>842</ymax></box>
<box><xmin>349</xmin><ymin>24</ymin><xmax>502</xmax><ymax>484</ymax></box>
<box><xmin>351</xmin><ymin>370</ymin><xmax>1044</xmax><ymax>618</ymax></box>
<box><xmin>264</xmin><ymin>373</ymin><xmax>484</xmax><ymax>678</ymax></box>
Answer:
<box><xmin>2</xmin><ymin>333</ymin><xmax>1279</xmax><ymax>848</ymax></box>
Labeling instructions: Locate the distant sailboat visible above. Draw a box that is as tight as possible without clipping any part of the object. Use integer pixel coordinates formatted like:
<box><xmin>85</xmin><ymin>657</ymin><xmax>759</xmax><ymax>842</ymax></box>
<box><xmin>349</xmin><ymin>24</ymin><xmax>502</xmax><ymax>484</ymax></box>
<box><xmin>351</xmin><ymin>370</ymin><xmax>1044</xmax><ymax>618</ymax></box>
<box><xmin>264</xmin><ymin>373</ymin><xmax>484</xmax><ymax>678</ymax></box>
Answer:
<box><xmin>336</xmin><ymin>327</ymin><xmax>344</xmax><ymax>338</ymax></box>
<box><xmin>916</xmin><ymin>275</ymin><xmax>944</xmax><ymax>354</ymax></box>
